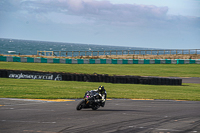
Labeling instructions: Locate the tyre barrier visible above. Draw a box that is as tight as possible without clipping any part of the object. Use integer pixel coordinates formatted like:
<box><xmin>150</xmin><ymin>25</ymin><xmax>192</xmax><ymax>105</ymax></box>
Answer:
<box><xmin>0</xmin><ymin>69</ymin><xmax>182</xmax><ymax>85</ymax></box>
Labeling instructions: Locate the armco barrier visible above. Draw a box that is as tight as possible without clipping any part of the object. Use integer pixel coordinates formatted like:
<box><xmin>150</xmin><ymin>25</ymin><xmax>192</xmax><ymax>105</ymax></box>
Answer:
<box><xmin>84</xmin><ymin>59</ymin><xmax>89</xmax><ymax>64</ymax></box>
<box><xmin>13</xmin><ymin>57</ymin><xmax>21</xmax><ymax>62</ymax></box>
<box><xmin>122</xmin><ymin>59</ymin><xmax>128</xmax><ymax>64</ymax></box>
<box><xmin>60</xmin><ymin>59</ymin><xmax>66</xmax><ymax>64</ymax></box>
<box><xmin>47</xmin><ymin>58</ymin><xmax>53</xmax><ymax>63</ymax></box>
<box><xmin>89</xmin><ymin>59</ymin><xmax>95</xmax><ymax>64</ymax></box>
<box><xmin>7</xmin><ymin>56</ymin><xmax>13</xmax><ymax>62</ymax></box>
<box><xmin>196</xmin><ymin>60</ymin><xmax>200</xmax><ymax>64</ymax></box>
<box><xmin>128</xmin><ymin>59</ymin><xmax>133</xmax><ymax>64</ymax></box>
<box><xmin>0</xmin><ymin>69</ymin><xmax>182</xmax><ymax>85</ymax></box>
<box><xmin>77</xmin><ymin>59</ymin><xmax>84</xmax><ymax>64</ymax></box>
<box><xmin>21</xmin><ymin>57</ymin><xmax>27</xmax><ymax>62</ymax></box>
<box><xmin>72</xmin><ymin>59</ymin><xmax>77</xmax><ymax>64</ymax></box>
<box><xmin>0</xmin><ymin>56</ymin><xmax>7</xmax><ymax>61</ymax></box>
<box><xmin>53</xmin><ymin>58</ymin><xmax>60</xmax><ymax>63</ymax></box>
<box><xmin>0</xmin><ymin>56</ymin><xmax>199</xmax><ymax>64</ymax></box>
<box><xmin>41</xmin><ymin>58</ymin><xmax>47</xmax><ymax>63</ymax></box>
<box><xmin>101</xmin><ymin>59</ymin><xmax>106</xmax><ymax>64</ymax></box>
<box><xmin>27</xmin><ymin>57</ymin><xmax>34</xmax><ymax>63</ymax></box>
<box><xmin>66</xmin><ymin>59</ymin><xmax>72</xmax><ymax>64</ymax></box>
<box><xmin>133</xmin><ymin>59</ymin><xmax>138</xmax><ymax>64</ymax></box>
<box><xmin>34</xmin><ymin>58</ymin><xmax>41</xmax><ymax>63</ymax></box>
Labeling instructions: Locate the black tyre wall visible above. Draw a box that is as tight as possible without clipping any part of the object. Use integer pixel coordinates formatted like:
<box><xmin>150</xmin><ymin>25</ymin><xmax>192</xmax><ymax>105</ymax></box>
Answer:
<box><xmin>0</xmin><ymin>69</ymin><xmax>182</xmax><ymax>85</ymax></box>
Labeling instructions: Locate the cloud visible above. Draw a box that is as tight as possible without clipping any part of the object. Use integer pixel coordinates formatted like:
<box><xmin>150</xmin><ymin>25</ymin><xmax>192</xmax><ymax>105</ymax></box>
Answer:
<box><xmin>0</xmin><ymin>0</ymin><xmax>21</xmax><ymax>12</ymax></box>
<box><xmin>3</xmin><ymin>0</ymin><xmax>168</xmax><ymax>23</ymax></box>
<box><xmin>1</xmin><ymin>0</ymin><xmax>199</xmax><ymax>28</ymax></box>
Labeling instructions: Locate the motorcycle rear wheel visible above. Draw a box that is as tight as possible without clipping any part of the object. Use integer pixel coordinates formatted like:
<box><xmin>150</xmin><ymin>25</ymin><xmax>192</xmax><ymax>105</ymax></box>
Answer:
<box><xmin>92</xmin><ymin>105</ymin><xmax>99</xmax><ymax>110</ymax></box>
<box><xmin>92</xmin><ymin>107</ymin><xmax>98</xmax><ymax>110</ymax></box>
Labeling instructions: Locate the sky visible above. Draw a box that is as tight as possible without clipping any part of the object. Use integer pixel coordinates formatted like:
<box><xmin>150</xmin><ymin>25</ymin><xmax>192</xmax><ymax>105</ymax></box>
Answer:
<box><xmin>0</xmin><ymin>0</ymin><xmax>200</xmax><ymax>49</ymax></box>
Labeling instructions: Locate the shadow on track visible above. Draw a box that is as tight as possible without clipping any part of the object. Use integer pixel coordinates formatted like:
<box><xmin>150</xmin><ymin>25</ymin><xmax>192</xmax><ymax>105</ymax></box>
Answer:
<box><xmin>80</xmin><ymin>109</ymin><xmax>144</xmax><ymax>112</ymax></box>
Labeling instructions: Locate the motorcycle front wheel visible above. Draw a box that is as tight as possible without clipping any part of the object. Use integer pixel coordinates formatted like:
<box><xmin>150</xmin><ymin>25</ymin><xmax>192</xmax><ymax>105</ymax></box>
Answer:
<box><xmin>76</xmin><ymin>100</ymin><xmax>85</xmax><ymax>110</ymax></box>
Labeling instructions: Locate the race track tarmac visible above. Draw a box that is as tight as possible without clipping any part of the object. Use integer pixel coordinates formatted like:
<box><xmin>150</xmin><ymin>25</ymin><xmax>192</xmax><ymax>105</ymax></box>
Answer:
<box><xmin>0</xmin><ymin>98</ymin><xmax>200</xmax><ymax>133</ymax></box>
<box><xmin>182</xmin><ymin>77</ymin><xmax>200</xmax><ymax>84</ymax></box>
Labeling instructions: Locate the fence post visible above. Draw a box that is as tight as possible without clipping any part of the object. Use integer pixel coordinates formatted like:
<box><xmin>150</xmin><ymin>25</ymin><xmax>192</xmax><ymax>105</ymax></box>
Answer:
<box><xmin>189</xmin><ymin>49</ymin><xmax>190</xmax><ymax>55</ymax></box>
<box><xmin>110</xmin><ymin>50</ymin><xmax>111</xmax><ymax>56</ymax></box>
<box><xmin>85</xmin><ymin>51</ymin><xmax>86</xmax><ymax>56</ymax></box>
<box><xmin>72</xmin><ymin>51</ymin><xmax>73</xmax><ymax>57</ymax></box>
<box><xmin>128</xmin><ymin>50</ymin><xmax>129</xmax><ymax>55</ymax></box>
<box><xmin>116</xmin><ymin>50</ymin><xmax>117</xmax><ymax>56</ymax></box>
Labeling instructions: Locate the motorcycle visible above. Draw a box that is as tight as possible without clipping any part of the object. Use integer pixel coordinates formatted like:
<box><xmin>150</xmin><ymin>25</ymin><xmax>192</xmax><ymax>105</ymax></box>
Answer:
<box><xmin>76</xmin><ymin>90</ymin><xmax>105</xmax><ymax>110</ymax></box>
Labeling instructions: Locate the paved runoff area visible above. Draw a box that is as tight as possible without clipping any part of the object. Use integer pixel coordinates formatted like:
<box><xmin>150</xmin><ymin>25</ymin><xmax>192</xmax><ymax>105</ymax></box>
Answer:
<box><xmin>0</xmin><ymin>98</ymin><xmax>200</xmax><ymax>133</ymax></box>
<box><xmin>182</xmin><ymin>77</ymin><xmax>200</xmax><ymax>84</ymax></box>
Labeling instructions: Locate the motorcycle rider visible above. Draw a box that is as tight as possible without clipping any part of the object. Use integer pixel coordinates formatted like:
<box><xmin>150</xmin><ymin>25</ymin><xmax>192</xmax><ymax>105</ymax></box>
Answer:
<box><xmin>96</xmin><ymin>86</ymin><xmax>107</xmax><ymax>107</ymax></box>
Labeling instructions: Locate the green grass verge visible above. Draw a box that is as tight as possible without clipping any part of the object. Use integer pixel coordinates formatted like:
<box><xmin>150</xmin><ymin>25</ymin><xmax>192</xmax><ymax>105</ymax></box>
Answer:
<box><xmin>1</xmin><ymin>78</ymin><xmax>200</xmax><ymax>101</ymax></box>
<box><xmin>0</xmin><ymin>62</ymin><xmax>200</xmax><ymax>77</ymax></box>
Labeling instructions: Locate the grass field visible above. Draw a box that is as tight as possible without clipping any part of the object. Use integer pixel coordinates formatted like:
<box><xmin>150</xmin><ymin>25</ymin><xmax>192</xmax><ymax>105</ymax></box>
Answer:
<box><xmin>0</xmin><ymin>62</ymin><xmax>200</xmax><ymax>77</ymax></box>
<box><xmin>0</xmin><ymin>78</ymin><xmax>200</xmax><ymax>101</ymax></box>
<box><xmin>0</xmin><ymin>62</ymin><xmax>199</xmax><ymax>101</ymax></box>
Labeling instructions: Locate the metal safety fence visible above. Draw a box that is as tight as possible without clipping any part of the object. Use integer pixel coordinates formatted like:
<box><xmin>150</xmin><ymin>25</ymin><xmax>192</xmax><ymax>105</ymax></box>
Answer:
<box><xmin>37</xmin><ymin>49</ymin><xmax>200</xmax><ymax>57</ymax></box>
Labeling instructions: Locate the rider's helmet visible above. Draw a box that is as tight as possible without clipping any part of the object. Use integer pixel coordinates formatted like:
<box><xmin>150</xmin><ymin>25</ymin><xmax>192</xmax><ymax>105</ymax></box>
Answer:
<box><xmin>98</xmin><ymin>86</ymin><xmax>105</xmax><ymax>93</ymax></box>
